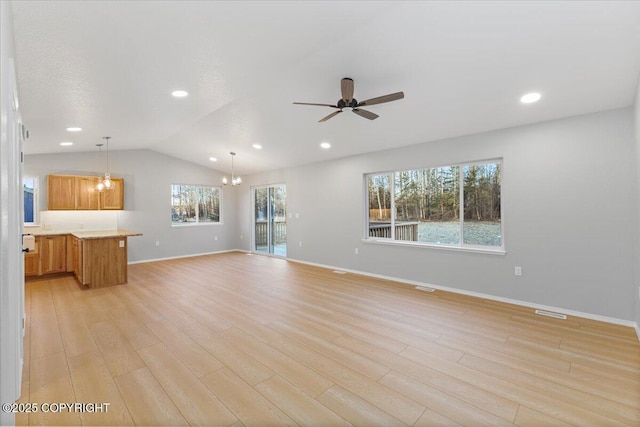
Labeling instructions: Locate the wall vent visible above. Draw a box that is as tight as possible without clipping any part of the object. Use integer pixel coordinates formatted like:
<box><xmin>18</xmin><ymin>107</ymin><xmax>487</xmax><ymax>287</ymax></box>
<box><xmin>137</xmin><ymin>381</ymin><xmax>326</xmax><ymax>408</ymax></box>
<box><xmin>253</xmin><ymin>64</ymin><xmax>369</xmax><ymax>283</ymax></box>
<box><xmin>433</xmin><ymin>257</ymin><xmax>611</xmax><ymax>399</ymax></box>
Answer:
<box><xmin>535</xmin><ymin>309</ymin><xmax>567</xmax><ymax>320</ymax></box>
<box><xmin>415</xmin><ymin>286</ymin><xmax>435</xmax><ymax>292</ymax></box>
<box><xmin>332</xmin><ymin>270</ymin><xmax>347</xmax><ymax>275</ymax></box>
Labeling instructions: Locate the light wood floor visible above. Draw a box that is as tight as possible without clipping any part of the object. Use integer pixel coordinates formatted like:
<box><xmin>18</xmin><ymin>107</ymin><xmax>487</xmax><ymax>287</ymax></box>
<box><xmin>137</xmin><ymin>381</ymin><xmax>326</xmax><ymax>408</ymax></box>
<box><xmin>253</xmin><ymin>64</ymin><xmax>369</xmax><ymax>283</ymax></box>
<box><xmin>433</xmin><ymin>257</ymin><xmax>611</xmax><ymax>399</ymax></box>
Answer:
<box><xmin>19</xmin><ymin>252</ymin><xmax>640</xmax><ymax>426</ymax></box>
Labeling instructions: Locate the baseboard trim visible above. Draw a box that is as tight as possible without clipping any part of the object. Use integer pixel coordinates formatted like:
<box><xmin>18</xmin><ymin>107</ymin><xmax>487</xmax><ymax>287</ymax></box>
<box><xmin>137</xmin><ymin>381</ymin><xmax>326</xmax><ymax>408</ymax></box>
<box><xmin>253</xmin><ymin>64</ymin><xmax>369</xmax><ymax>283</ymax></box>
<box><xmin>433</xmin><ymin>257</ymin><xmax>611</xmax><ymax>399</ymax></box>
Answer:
<box><xmin>128</xmin><ymin>249</ymin><xmax>238</xmax><ymax>265</ymax></box>
<box><xmin>287</xmin><ymin>257</ymin><xmax>637</xmax><ymax>330</ymax></box>
<box><xmin>635</xmin><ymin>322</ymin><xmax>640</xmax><ymax>341</ymax></box>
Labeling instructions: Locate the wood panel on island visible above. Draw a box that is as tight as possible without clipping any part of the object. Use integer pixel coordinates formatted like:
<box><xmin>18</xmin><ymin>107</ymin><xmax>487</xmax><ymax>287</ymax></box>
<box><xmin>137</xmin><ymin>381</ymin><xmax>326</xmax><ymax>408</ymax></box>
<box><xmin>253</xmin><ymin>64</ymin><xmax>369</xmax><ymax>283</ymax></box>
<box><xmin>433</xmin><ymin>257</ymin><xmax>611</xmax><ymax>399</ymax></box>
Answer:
<box><xmin>24</xmin><ymin>230</ymin><xmax>142</xmax><ymax>288</ymax></box>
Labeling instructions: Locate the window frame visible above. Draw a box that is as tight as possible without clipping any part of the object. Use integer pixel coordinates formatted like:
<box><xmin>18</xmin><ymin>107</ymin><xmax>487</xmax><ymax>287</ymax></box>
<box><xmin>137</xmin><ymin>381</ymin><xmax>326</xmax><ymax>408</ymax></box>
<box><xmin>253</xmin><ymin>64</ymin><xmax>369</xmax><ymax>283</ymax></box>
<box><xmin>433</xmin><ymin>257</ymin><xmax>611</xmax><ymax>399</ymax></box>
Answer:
<box><xmin>170</xmin><ymin>183</ymin><xmax>223</xmax><ymax>227</ymax></box>
<box><xmin>363</xmin><ymin>158</ymin><xmax>504</xmax><ymax>255</ymax></box>
<box><xmin>23</xmin><ymin>176</ymin><xmax>39</xmax><ymax>226</ymax></box>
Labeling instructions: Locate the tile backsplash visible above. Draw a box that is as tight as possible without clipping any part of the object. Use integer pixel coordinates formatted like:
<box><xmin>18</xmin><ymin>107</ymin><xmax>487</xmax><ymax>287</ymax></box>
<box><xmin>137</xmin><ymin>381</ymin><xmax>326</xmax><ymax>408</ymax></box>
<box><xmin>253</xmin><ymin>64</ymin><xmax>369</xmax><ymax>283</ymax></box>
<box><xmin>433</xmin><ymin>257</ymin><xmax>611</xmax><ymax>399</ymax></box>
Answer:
<box><xmin>30</xmin><ymin>210</ymin><xmax>118</xmax><ymax>232</ymax></box>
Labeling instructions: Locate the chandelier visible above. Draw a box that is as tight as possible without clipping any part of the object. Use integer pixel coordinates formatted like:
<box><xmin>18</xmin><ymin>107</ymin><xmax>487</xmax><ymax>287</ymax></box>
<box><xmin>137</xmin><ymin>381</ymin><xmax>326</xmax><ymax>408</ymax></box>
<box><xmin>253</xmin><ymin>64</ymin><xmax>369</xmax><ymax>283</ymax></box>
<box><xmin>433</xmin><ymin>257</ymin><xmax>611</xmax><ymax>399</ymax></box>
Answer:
<box><xmin>222</xmin><ymin>152</ymin><xmax>241</xmax><ymax>186</ymax></box>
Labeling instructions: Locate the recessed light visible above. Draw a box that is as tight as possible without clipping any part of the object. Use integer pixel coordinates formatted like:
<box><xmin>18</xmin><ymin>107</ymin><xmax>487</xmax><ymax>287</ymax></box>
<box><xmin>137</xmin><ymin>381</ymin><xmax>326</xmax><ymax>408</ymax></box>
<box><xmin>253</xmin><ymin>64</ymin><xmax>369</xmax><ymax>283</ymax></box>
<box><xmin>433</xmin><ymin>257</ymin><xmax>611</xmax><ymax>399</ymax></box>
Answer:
<box><xmin>66</xmin><ymin>127</ymin><xmax>82</xmax><ymax>132</ymax></box>
<box><xmin>60</xmin><ymin>142</ymin><xmax>73</xmax><ymax>146</ymax></box>
<box><xmin>209</xmin><ymin>157</ymin><xmax>218</xmax><ymax>162</ymax></box>
<box><xmin>520</xmin><ymin>92</ymin><xmax>541</xmax><ymax>104</ymax></box>
<box><xmin>252</xmin><ymin>144</ymin><xmax>262</xmax><ymax>149</ymax></box>
<box><xmin>320</xmin><ymin>142</ymin><xmax>331</xmax><ymax>149</ymax></box>
<box><xmin>172</xmin><ymin>90</ymin><xmax>189</xmax><ymax>98</ymax></box>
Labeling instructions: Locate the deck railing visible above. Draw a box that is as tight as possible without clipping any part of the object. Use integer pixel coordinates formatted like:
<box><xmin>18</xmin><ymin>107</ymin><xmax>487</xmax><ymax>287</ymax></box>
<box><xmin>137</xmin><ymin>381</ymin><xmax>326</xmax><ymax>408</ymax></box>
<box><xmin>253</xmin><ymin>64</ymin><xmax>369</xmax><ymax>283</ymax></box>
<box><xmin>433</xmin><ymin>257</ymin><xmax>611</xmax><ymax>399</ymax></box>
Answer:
<box><xmin>369</xmin><ymin>221</ymin><xmax>419</xmax><ymax>241</ymax></box>
<box><xmin>255</xmin><ymin>220</ymin><xmax>287</xmax><ymax>246</ymax></box>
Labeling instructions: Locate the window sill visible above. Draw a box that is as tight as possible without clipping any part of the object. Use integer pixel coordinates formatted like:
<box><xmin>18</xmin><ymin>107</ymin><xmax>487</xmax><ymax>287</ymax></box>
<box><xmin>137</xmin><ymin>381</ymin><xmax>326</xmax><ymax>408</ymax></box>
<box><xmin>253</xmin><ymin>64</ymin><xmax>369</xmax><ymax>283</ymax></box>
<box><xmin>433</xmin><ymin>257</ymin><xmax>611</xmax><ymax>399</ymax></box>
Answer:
<box><xmin>361</xmin><ymin>238</ymin><xmax>506</xmax><ymax>255</ymax></box>
<box><xmin>171</xmin><ymin>222</ymin><xmax>223</xmax><ymax>228</ymax></box>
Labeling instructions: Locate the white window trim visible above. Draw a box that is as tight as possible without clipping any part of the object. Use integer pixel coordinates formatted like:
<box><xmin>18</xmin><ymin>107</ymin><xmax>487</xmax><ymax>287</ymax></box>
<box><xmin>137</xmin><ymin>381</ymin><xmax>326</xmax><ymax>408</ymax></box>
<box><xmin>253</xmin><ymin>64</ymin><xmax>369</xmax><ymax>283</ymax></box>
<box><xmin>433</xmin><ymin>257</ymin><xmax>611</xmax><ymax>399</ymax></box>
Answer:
<box><xmin>363</xmin><ymin>158</ymin><xmax>504</xmax><ymax>254</ymax></box>
<box><xmin>170</xmin><ymin>183</ymin><xmax>223</xmax><ymax>227</ymax></box>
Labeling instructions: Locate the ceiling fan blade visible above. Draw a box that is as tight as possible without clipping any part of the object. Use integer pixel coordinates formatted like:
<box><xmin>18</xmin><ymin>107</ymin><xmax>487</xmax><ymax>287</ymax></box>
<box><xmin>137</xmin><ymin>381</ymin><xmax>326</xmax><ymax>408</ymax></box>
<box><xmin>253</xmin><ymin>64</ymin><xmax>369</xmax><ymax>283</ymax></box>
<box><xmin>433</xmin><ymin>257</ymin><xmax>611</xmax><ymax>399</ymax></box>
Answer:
<box><xmin>353</xmin><ymin>108</ymin><xmax>379</xmax><ymax>120</ymax></box>
<box><xmin>357</xmin><ymin>91</ymin><xmax>404</xmax><ymax>107</ymax></box>
<box><xmin>341</xmin><ymin>78</ymin><xmax>354</xmax><ymax>103</ymax></box>
<box><xmin>319</xmin><ymin>110</ymin><xmax>342</xmax><ymax>122</ymax></box>
<box><xmin>293</xmin><ymin>102</ymin><xmax>339</xmax><ymax>108</ymax></box>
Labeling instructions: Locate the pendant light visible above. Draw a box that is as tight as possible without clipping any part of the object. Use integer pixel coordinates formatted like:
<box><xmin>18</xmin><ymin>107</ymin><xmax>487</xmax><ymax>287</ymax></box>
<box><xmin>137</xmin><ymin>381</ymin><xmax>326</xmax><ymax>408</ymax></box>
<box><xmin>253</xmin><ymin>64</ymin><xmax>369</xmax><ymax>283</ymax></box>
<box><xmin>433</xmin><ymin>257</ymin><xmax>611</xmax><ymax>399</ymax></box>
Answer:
<box><xmin>102</xmin><ymin>136</ymin><xmax>112</xmax><ymax>189</ymax></box>
<box><xmin>222</xmin><ymin>152</ymin><xmax>241</xmax><ymax>186</ymax></box>
<box><xmin>96</xmin><ymin>143</ymin><xmax>105</xmax><ymax>191</ymax></box>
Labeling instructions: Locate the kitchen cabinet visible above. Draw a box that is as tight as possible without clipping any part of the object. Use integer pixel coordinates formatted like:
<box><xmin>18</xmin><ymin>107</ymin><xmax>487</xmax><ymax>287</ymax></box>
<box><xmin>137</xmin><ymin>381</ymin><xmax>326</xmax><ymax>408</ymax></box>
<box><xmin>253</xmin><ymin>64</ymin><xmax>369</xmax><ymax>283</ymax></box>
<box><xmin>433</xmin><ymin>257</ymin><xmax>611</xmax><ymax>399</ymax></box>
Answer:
<box><xmin>75</xmin><ymin>176</ymin><xmax>100</xmax><ymax>210</ymax></box>
<box><xmin>47</xmin><ymin>175</ymin><xmax>76</xmax><ymax>210</ymax></box>
<box><xmin>47</xmin><ymin>174</ymin><xmax>124</xmax><ymax>210</ymax></box>
<box><xmin>71</xmin><ymin>235</ymin><xmax>84</xmax><ymax>283</ymax></box>
<box><xmin>41</xmin><ymin>235</ymin><xmax>67</xmax><ymax>274</ymax></box>
<box><xmin>24</xmin><ymin>237</ymin><xmax>40</xmax><ymax>276</ymax></box>
<box><xmin>99</xmin><ymin>178</ymin><xmax>124</xmax><ymax>210</ymax></box>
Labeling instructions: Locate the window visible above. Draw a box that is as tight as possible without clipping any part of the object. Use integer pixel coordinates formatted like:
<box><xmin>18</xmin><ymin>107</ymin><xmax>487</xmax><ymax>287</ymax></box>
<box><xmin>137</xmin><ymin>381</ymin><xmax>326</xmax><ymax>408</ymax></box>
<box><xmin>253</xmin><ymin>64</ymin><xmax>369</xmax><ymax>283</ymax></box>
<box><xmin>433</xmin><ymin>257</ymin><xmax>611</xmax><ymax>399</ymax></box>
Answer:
<box><xmin>171</xmin><ymin>184</ymin><xmax>221</xmax><ymax>225</ymax></box>
<box><xmin>366</xmin><ymin>159</ymin><xmax>502</xmax><ymax>252</ymax></box>
<box><xmin>24</xmin><ymin>177</ymin><xmax>38</xmax><ymax>225</ymax></box>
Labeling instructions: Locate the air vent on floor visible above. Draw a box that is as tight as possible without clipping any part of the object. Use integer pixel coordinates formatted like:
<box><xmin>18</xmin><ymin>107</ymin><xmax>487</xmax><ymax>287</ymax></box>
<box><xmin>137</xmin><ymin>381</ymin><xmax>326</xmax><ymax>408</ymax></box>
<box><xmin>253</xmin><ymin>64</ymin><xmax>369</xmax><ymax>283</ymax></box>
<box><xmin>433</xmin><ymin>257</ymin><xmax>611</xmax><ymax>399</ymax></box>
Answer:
<box><xmin>332</xmin><ymin>270</ymin><xmax>347</xmax><ymax>275</ymax></box>
<box><xmin>415</xmin><ymin>286</ymin><xmax>435</xmax><ymax>292</ymax></box>
<box><xmin>535</xmin><ymin>309</ymin><xmax>567</xmax><ymax>320</ymax></box>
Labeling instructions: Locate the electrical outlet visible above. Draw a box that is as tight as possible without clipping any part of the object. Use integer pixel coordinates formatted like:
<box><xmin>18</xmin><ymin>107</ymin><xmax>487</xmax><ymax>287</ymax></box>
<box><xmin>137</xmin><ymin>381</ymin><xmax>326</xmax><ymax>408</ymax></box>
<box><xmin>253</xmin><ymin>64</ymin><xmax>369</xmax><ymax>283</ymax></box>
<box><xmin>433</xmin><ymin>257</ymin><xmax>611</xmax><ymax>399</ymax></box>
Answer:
<box><xmin>155</xmin><ymin>241</ymin><xmax>160</xmax><ymax>247</ymax></box>
<box><xmin>299</xmin><ymin>241</ymin><xmax>303</xmax><ymax>247</ymax></box>
<box><xmin>514</xmin><ymin>266</ymin><xmax>522</xmax><ymax>276</ymax></box>
<box><xmin>295</xmin><ymin>213</ymin><xmax>300</xmax><ymax>219</ymax></box>
<box><xmin>240</xmin><ymin>235</ymin><xmax>244</xmax><ymax>240</ymax></box>
<box><xmin>119</xmin><ymin>240</ymin><xmax>125</xmax><ymax>248</ymax></box>
<box><xmin>354</xmin><ymin>248</ymin><xmax>359</xmax><ymax>255</ymax></box>
<box><xmin>214</xmin><ymin>235</ymin><xmax>218</xmax><ymax>241</ymax></box>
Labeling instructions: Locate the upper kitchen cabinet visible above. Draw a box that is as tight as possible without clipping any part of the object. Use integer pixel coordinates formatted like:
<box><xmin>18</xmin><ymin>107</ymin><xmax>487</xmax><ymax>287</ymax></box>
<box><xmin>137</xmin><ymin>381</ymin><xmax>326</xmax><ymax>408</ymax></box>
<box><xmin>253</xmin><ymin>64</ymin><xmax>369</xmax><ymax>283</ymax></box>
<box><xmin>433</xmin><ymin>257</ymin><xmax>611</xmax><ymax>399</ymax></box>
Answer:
<box><xmin>75</xmin><ymin>176</ymin><xmax>100</xmax><ymax>210</ymax></box>
<box><xmin>47</xmin><ymin>174</ymin><xmax>76</xmax><ymax>209</ymax></box>
<box><xmin>47</xmin><ymin>174</ymin><xmax>124</xmax><ymax>210</ymax></box>
<box><xmin>99</xmin><ymin>178</ymin><xmax>124</xmax><ymax>210</ymax></box>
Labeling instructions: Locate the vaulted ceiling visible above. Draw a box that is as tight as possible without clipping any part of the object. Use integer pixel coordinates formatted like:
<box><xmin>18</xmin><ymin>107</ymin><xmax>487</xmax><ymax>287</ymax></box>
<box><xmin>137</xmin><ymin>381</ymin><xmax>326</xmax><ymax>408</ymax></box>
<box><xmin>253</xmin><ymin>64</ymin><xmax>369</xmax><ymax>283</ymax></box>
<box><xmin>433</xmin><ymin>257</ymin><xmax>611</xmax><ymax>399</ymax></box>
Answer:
<box><xmin>12</xmin><ymin>1</ymin><xmax>640</xmax><ymax>175</ymax></box>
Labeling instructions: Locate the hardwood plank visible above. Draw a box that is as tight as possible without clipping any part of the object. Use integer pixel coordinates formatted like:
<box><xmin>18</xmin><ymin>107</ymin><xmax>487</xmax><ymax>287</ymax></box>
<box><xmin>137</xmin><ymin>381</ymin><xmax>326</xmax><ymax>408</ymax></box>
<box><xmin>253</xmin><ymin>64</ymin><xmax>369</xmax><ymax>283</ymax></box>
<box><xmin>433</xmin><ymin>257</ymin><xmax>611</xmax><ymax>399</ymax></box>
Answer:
<box><xmin>106</xmin><ymin>307</ymin><xmax>160</xmax><ymax>350</ymax></box>
<box><xmin>335</xmin><ymin>335</ymin><xmax>519</xmax><ymax>421</ymax></box>
<box><xmin>414</xmin><ymin>409</ymin><xmax>464</xmax><ymax>427</ymax></box>
<box><xmin>185</xmin><ymin>327</ymin><xmax>276</xmax><ymax>386</ymax></box>
<box><xmin>67</xmin><ymin>350</ymin><xmax>134</xmax><ymax>426</ymax></box>
<box><xmin>138</xmin><ymin>343</ymin><xmax>237</xmax><ymax>426</ymax></box>
<box><xmin>89</xmin><ymin>320</ymin><xmax>146</xmax><ymax>377</ymax></box>
<box><xmin>146</xmin><ymin>319</ymin><xmax>223</xmax><ymax>377</ymax></box>
<box><xmin>29</xmin><ymin>352</ymin><xmax>81</xmax><ymax>426</ymax></box>
<box><xmin>201</xmin><ymin>368</ymin><xmax>297</xmax><ymax>427</ymax></box>
<box><xmin>270</xmin><ymin>336</ymin><xmax>425</xmax><ymax>426</ymax></box>
<box><xmin>514</xmin><ymin>405</ymin><xmax>573</xmax><ymax>427</ymax></box>
<box><xmin>458</xmin><ymin>353</ymin><xmax>640</xmax><ymax>426</ymax></box>
<box><xmin>255</xmin><ymin>375</ymin><xmax>351</xmax><ymax>426</ymax></box>
<box><xmin>316</xmin><ymin>385</ymin><xmax>408</xmax><ymax>427</ymax></box>
<box><xmin>221</xmin><ymin>327</ymin><xmax>334</xmax><ymax>397</ymax></box>
<box><xmin>113</xmin><ymin>367</ymin><xmax>189</xmax><ymax>426</ymax></box>
<box><xmin>379</xmin><ymin>370</ymin><xmax>517</xmax><ymax>427</ymax></box>
<box><xmin>268</xmin><ymin>320</ymin><xmax>391</xmax><ymax>380</ymax></box>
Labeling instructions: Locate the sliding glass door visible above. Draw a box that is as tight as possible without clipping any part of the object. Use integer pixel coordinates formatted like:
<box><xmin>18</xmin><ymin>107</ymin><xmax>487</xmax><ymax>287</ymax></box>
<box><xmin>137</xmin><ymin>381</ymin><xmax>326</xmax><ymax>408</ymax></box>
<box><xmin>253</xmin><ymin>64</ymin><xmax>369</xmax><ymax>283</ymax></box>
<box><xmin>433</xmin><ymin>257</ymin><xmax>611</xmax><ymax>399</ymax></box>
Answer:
<box><xmin>254</xmin><ymin>184</ymin><xmax>286</xmax><ymax>256</ymax></box>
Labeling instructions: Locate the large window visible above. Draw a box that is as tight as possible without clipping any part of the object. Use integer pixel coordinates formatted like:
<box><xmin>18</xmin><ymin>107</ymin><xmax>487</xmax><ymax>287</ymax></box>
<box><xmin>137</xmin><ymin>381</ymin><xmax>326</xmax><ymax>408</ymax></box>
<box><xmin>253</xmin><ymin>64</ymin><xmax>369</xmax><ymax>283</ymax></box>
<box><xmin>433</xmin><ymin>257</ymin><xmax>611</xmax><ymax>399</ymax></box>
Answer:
<box><xmin>24</xmin><ymin>177</ymin><xmax>38</xmax><ymax>225</ymax></box>
<box><xmin>171</xmin><ymin>184</ymin><xmax>221</xmax><ymax>225</ymax></box>
<box><xmin>366</xmin><ymin>160</ymin><xmax>502</xmax><ymax>252</ymax></box>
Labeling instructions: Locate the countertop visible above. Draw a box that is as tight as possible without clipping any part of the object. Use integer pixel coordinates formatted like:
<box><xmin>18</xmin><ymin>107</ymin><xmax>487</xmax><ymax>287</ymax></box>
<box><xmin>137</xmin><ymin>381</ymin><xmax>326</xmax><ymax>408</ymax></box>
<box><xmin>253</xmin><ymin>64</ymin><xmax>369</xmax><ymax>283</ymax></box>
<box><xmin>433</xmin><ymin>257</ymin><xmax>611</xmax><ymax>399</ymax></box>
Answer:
<box><xmin>26</xmin><ymin>229</ymin><xmax>142</xmax><ymax>239</ymax></box>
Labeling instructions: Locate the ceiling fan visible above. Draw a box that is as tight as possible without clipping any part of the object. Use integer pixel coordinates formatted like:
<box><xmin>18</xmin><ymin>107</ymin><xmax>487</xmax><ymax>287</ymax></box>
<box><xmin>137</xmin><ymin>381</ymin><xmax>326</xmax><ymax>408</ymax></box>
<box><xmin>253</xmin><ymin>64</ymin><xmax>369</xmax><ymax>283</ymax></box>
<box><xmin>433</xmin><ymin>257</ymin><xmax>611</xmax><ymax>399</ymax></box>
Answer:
<box><xmin>293</xmin><ymin>77</ymin><xmax>404</xmax><ymax>122</ymax></box>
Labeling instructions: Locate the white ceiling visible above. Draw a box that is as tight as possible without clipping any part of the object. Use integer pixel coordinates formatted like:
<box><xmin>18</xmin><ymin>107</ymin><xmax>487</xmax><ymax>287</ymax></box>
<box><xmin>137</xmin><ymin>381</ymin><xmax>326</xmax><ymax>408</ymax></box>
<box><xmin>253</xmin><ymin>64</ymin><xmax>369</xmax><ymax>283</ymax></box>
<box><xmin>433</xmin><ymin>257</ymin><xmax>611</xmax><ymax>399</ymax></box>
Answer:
<box><xmin>12</xmin><ymin>1</ymin><xmax>640</xmax><ymax>175</ymax></box>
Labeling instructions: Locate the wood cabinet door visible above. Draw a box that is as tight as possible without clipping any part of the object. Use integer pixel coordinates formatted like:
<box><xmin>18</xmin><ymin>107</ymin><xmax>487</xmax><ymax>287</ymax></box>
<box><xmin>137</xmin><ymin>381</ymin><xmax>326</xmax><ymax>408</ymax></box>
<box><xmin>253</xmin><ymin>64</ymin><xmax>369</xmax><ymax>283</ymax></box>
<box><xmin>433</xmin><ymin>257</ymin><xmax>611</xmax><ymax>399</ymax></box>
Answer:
<box><xmin>41</xmin><ymin>235</ymin><xmax>67</xmax><ymax>274</ymax></box>
<box><xmin>75</xmin><ymin>176</ymin><xmax>99</xmax><ymax>210</ymax></box>
<box><xmin>100</xmin><ymin>178</ymin><xmax>124</xmax><ymax>210</ymax></box>
<box><xmin>47</xmin><ymin>175</ymin><xmax>76</xmax><ymax>210</ymax></box>
<box><xmin>24</xmin><ymin>254</ymin><xmax>39</xmax><ymax>276</ymax></box>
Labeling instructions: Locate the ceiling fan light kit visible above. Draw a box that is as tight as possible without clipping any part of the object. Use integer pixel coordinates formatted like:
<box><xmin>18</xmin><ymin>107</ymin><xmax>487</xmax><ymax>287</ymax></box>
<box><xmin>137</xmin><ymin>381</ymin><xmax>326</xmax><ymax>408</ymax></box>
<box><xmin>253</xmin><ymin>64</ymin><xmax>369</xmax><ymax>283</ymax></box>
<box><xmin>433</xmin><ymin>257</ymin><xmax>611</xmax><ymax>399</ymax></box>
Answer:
<box><xmin>294</xmin><ymin>77</ymin><xmax>404</xmax><ymax>122</ymax></box>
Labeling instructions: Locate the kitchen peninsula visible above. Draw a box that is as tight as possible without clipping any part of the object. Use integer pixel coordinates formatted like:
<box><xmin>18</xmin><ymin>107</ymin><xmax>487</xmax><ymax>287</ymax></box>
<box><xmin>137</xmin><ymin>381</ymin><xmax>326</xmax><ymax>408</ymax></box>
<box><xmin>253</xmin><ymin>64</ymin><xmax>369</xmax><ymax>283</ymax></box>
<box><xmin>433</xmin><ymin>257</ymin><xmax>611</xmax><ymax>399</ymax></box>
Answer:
<box><xmin>25</xmin><ymin>229</ymin><xmax>142</xmax><ymax>289</ymax></box>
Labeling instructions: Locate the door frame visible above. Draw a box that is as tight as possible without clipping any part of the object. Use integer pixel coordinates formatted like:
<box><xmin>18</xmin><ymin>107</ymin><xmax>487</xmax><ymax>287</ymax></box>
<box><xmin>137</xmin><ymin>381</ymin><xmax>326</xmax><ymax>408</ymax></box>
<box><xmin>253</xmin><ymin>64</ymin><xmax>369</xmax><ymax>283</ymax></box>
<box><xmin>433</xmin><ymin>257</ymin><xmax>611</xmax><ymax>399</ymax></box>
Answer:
<box><xmin>251</xmin><ymin>183</ymin><xmax>287</xmax><ymax>258</ymax></box>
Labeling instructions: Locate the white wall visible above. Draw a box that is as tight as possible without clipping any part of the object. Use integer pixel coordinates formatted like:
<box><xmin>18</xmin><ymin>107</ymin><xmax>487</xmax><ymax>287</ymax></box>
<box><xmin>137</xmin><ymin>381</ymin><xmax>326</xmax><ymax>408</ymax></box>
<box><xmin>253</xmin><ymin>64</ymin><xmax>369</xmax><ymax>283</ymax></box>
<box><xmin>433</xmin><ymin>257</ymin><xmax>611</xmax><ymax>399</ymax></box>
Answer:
<box><xmin>24</xmin><ymin>149</ymin><xmax>238</xmax><ymax>262</ymax></box>
<box><xmin>237</xmin><ymin>108</ymin><xmax>637</xmax><ymax>322</ymax></box>
<box><xmin>634</xmin><ymin>80</ymin><xmax>640</xmax><ymax>335</ymax></box>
